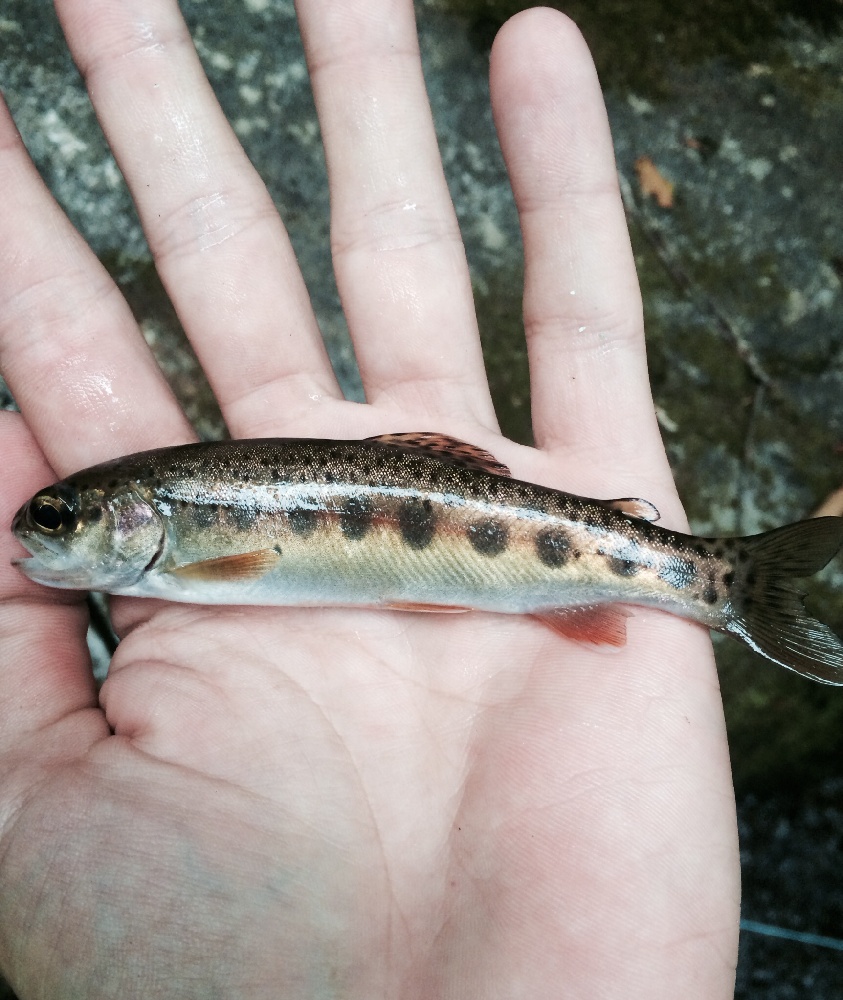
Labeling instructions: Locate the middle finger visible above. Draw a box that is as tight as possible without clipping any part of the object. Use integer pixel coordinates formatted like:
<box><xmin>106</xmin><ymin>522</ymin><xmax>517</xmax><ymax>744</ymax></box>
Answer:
<box><xmin>297</xmin><ymin>0</ymin><xmax>498</xmax><ymax>429</ymax></box>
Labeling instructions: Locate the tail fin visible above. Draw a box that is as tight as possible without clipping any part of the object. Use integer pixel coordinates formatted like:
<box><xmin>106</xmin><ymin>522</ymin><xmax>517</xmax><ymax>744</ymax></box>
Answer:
<box><xmin>725</xmin><ymin>517</ymin><xmax>843</xmax><ymax>685</ymax></box>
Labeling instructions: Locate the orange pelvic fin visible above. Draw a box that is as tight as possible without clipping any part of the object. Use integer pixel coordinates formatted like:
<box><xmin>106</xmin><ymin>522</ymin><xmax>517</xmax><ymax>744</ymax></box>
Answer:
<box><xmin>169</xmin><ymin>547</ymin><xmax>282</xmax><ymax>582</ymax></box>
<box><xmin>383</xmin><ymin>601</ymin><xmax>472</xmax><ymax>614</ymax></box>
<box><xmin>367</xmin><ymin>432</ymin><xmax>511</xmax><ymax>477</ymax></box>
<box><xmin>598</xmin><ymin>497</ymin><xmax>660</xmax><ymax>522</ymax></box>
<box><xmin>532</xmin><ymin>604</ymin><xmax>631</xmax><ymax>647</ymax></box>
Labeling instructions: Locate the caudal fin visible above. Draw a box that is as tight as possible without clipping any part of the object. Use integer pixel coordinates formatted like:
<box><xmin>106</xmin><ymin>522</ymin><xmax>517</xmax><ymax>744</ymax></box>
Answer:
<box><xmin>725</xmin><ymin>517</ymin><xmax>843</xmax><ymax>685</ymax></box>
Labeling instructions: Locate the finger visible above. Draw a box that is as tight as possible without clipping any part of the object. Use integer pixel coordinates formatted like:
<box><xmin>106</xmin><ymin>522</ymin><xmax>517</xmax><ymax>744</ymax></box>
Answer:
<box><xmin>55</xmin><ymin>0</ymin><xmax>342</xmax><ymax>438</ymax></box>
<box><xmin>0</xmin><ymin>98</ymin><xmax>193</xmax><ymax>474</ymax></box>
<box><xmin>0</xmin><ymin>413</ymin><xmax>106</xmax><ymax>767</ymax></box>
<box><xmin>297</xmin><ymin>0</ymin><xmax>498</xmax><ymax>427</ymax></box>
<box><xmin>491</xmin><ymin>11</ymin><xmax>670</xmax><ymax>479</ymax></box>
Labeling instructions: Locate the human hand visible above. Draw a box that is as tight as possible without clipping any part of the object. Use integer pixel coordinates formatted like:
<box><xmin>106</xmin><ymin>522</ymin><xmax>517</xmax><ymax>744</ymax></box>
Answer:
<box><xmin>0</xmin><ymin>2</ymin><xmax>739</xmax><ymax>997</ymax></box>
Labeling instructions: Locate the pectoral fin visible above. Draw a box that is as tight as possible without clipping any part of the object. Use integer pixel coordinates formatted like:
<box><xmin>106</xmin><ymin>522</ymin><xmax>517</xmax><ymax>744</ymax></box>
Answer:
<box><xmin>169</xmin><ymin>548</ymin><xmax>282</xmax><ymax>582</ymax></box>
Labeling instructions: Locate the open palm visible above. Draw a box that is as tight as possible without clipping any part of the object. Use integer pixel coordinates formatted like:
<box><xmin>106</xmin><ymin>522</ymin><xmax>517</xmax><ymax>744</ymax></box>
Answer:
<box><xmin>0</xmin><ymin>2</ymin><xmax>739</xmax><ymax>997</ymax></box>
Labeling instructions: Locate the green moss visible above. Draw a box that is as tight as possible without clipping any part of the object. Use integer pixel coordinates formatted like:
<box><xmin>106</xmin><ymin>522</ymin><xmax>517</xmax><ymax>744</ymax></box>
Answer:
<box><xmin>765</xmin><ymin>48</ymin><xmax>843</xmax><ymax>108</ymax></box>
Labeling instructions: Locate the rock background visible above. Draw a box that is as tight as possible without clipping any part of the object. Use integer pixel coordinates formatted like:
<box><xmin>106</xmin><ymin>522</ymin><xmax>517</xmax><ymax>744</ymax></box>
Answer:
<box><xmin>2</xmin><ymin>0</ymin><xmax>843</xmax><ymax>994</ymax></box>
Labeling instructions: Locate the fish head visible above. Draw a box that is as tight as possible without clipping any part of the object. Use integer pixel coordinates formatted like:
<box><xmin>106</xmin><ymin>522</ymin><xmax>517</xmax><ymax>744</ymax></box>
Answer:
<box><xmin>11</xmin><ymin>479</ymin><xmax>164</xmax><ymax>591</ymax></box>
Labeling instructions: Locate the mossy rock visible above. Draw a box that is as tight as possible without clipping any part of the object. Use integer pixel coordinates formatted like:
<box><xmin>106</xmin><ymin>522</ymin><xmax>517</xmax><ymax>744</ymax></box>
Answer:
<box><xmin>434</xmin><ymin>0</ymin><xmax>843</xmax><ymax>97</ymax></box>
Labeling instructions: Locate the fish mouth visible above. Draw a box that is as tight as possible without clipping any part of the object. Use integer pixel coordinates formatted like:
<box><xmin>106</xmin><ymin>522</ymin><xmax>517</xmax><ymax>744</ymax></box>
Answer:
<box><xmin>12</xmin><ymin>555</ymin><xmax>95</xmax><ymax>590</ymax></box>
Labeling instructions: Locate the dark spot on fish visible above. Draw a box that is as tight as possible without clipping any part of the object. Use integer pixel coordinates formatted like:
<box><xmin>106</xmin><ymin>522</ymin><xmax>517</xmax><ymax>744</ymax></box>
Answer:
<box><xmin>743</xmin><ymin>595</ymin><xmax>754</xmax><ymax>610</ymax></box>
<box><xmin>339</xmin><ymin>496</ymin><xmax>373</xmax><ymax>540</ymax></box>
<box><xmin>228</xmin><ymin>505</ymin><xmax>258</xmax><ymax>530</ymax></box>
<box><xmin>398</xmin><ymin>497</ymin><xmax>437</xmax><ymax>549</ymax></box>
<box><xmin>329</xmin><ymin>449</ymin><xmax>339</xmax><ymax>460</ymax></box>
<box><xmin>693</xmin><ymin>543</ymin><xmax>709</xmax><ymax>558</ymax></box>
<box><xmin>536</xmin><ymin>528</ymin><xmax>570</xmax><ymax>567</ymax></box>
<box><xmin>108</xmin><ymin>480</ymin><xmax>118</xmax><ymax>489</ymax></box>
<box><xmin>324</xmin><ymin>471</ymin><xmax>335</xmax><ymax>484</ymax></box>
<box><xmin>467</xmin><ymin>519</ymin><xmax>508</xmax><ymax>556</ymax></box>
<box><xmin>608</xmin><ymin>556</ymin><xmax>639</xmax><ymax>577</ymax></box>
<box><xmin>723</xmin><ymin>571</ymin><xmax>735</xmax><ymax>587</ymax></box>
<box><xmin>192</xmin><ymin>504</ymin><xmax>218</xmax><ymax>529</ymax></box>
<box><xmin>746</xmin><ymin>571</ymin><xmax>757</xmax><ymax>587</ymax></box>
<box><xmin>154</xmin><ymin>479</ymin><xmax>162</xmax><ymax>488</ymax></box>
<box><xmin>658</xmin><ymin>556</ymin><xmax>698</xmax><ymax>589</ymax></box>
<box><xmin>88</xmin><ymin>506</ymin><xmax>103</xmax><ymax>522</ymax></box>
<box><xmin>288</xmin><ymin>508</ymin><xmax>316</xmax><ymax>536</ymax></box>
<box><xmin>702</xmin><ymin>569</ymin><xmax>719</xmax><ymax>604</ymax></box>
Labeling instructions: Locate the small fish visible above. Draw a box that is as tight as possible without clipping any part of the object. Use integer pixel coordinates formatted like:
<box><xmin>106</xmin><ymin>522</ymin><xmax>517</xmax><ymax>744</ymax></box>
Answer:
<box><xmin>11</xmin><ymin>432</ymin><xmax>843</xmax><ymax>685</ymax></box>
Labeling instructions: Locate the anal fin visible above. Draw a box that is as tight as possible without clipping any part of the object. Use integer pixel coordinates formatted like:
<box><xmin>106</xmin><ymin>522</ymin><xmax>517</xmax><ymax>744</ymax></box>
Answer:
<box><xmin>532</xmin><ymin>604</ymin><xmax>631</xmax><ymax>647</ymax></box>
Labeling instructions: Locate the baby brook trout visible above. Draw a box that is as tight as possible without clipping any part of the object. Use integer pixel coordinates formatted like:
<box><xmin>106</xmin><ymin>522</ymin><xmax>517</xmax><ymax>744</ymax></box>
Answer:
<box><xmin>11</xmin><ymin>432</ymin><xmax>843</xmax><ymax>684</ymax></box>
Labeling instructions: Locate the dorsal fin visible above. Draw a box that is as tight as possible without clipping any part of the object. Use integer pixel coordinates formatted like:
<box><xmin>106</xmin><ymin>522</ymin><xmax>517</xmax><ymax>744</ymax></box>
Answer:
<box><xmin>597</xmin><ymin>497</ymin><xmax>661</xmax><ymax>522</ymax></box>
<box><xmin>366</xmin><ymin>432</ymin><xmax>511</xmax><ymax>477</ymax></box>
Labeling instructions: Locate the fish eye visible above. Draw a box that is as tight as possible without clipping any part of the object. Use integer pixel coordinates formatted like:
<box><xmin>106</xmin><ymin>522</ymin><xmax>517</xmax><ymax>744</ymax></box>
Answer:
<box><xmin>28</xmin><ymin>491</ymin><xmax>77</xmax><ymax>535</ymax></box>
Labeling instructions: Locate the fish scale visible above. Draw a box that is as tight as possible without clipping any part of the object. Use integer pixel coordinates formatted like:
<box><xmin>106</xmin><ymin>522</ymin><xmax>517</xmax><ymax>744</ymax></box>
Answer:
<box><xmin>11</xmin><ymin>432</ymin><xmax>843</xmax><ymax>685</ymax></box>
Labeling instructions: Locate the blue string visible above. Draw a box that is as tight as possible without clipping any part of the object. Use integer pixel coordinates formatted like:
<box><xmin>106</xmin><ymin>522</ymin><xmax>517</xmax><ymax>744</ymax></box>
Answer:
<box><xmin>741</xmin><ymin>919</ymin><xmax>843</xmax><ymax>952</ymax></box>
